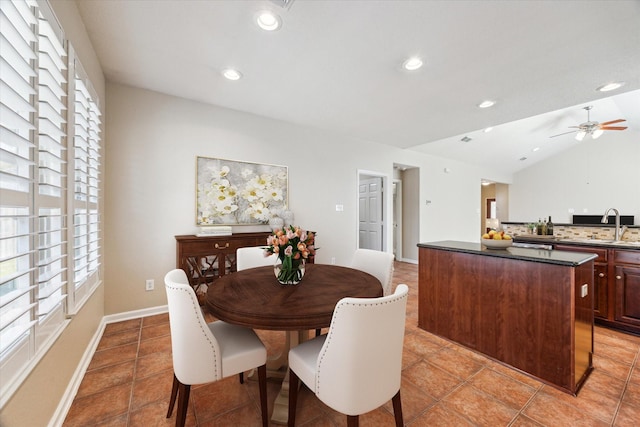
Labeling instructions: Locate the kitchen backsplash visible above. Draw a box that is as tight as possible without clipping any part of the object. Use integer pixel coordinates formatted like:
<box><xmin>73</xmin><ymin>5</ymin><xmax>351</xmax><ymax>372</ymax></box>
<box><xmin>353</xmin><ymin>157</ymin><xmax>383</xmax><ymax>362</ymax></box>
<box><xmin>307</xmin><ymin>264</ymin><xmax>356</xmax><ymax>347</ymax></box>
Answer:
<box><xmin>503</xmin><ymin>224</ymin><xmax>640</xmax><ymax>242</ymax></box>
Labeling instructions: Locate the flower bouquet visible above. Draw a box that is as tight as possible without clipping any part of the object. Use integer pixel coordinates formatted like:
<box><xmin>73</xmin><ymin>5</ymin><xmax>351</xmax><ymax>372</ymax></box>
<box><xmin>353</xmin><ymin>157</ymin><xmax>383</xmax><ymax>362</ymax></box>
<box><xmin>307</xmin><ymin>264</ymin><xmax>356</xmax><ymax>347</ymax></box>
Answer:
<box><xmin>264</xmin><ymin>225</ymin><xmax>316</xmax><ymax>285</ymax></box>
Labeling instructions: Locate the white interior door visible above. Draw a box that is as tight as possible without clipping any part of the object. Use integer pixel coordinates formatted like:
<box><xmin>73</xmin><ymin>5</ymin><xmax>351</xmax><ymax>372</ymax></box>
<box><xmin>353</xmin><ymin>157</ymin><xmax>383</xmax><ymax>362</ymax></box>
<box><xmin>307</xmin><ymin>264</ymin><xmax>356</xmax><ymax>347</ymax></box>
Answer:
<box><xmin>359</xmin><ymin>177</ymin><xmax>383</xmax><ymax>250</ymax></box>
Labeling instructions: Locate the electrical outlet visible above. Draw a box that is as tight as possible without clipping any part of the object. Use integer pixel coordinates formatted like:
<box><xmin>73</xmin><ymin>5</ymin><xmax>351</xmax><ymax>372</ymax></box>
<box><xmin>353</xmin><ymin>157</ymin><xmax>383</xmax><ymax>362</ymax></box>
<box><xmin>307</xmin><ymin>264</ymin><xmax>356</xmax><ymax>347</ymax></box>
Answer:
<box><xmin>331</xmin><ymin>257</ymin><xmax>336</xmax><ymax>265</ymax></box>
<box><xmin>145</xmin><ymin>279</ymin><xmax>154</xmax><ymax>291</ymax></box>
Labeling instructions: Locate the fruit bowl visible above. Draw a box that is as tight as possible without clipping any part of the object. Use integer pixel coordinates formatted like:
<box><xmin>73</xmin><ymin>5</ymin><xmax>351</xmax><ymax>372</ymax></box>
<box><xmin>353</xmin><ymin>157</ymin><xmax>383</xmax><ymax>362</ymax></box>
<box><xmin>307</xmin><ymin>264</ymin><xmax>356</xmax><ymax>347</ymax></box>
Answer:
<box><xmin>481</xmin><ymin>238</ymin><xmax>513</xmax><ymax>249</ymax></box>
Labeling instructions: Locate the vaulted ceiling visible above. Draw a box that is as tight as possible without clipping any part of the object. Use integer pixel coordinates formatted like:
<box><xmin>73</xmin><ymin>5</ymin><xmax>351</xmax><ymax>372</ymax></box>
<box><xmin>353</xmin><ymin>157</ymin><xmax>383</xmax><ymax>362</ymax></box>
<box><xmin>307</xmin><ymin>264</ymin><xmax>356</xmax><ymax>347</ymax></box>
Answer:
<box><xmin>75</xmin><ymin>0</ymin><xmax>640</xmax><ymax>174</ymax></box>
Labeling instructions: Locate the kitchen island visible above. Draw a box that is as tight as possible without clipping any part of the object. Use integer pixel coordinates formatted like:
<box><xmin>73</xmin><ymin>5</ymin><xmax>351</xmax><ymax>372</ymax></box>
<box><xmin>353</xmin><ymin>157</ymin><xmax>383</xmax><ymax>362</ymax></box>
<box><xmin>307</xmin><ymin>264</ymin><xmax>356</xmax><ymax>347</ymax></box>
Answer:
<box><xmin>418</xmin><ymin>241</ymin><xmax>597</xmax><ymax>395</ymax></box>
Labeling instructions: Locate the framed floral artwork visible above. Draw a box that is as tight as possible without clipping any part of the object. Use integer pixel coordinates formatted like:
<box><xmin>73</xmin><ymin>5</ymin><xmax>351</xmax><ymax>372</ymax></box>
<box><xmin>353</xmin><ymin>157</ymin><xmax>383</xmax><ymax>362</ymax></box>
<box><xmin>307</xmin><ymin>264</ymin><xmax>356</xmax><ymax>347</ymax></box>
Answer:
<box><xmin>196</xmin><ymin>156</ymin><xmax>288</xmax><ymax>226</ymax></box>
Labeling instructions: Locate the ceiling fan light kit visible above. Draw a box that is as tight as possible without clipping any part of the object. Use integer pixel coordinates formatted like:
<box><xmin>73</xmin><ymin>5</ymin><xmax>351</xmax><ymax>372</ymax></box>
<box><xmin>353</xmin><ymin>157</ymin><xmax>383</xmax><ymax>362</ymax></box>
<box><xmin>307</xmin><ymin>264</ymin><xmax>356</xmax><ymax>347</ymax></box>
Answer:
<box><xmin>551</xmin><ymin>105</ymin><xmax>627</xmax><ymax>140</ymax></box>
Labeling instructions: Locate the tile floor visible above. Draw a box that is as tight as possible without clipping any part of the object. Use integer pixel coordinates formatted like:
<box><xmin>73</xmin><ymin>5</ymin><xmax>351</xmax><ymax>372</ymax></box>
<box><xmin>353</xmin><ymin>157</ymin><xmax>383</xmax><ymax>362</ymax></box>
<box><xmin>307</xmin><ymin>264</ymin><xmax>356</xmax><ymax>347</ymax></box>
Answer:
<box><xmin>63</xmin><ymin>262</ymin><xmax>640</xmax><ymax>426</ymax></box>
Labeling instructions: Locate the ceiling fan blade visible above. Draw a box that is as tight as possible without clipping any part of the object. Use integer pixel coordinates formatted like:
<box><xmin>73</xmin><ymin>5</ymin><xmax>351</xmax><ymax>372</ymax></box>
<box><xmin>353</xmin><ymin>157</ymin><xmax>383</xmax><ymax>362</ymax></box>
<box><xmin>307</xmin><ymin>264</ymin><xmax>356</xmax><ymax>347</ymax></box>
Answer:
<box><xmin>600</xmin><ymin>119</ymin><xmax>626</xmax><ymax>126</ymax></box>
<box><xmin>549</xmin><ymin>130</ymin><xmax>577</xmax><ymax>138</ymax></box>
<box><xmin>600</xmin><ymin>126</ymin><xmax>628</xmax><ymax>131</ymax></box>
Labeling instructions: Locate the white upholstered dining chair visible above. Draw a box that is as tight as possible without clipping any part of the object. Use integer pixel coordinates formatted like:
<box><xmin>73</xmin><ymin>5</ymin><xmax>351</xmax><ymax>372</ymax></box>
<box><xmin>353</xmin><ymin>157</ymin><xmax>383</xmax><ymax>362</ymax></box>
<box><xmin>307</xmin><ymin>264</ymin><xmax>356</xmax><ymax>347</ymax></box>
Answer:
<box><xmin>287</xmin><ymin>284</ymin><xmax>409</xmax><ymax>427</ymax></box>
<box><xmin>350</xmin><ymin>248</ymin><xmax>395</xmax><ymax>295</ymax></box>
<box><xmin>237</xmin><ymin>246</ymin><xmax>277</xmax><ymax>271</ymax></box>
<box><xmin>164</xmin><ymin>269</ymin><xmax>268</xmax><ymax>427</ymax></box>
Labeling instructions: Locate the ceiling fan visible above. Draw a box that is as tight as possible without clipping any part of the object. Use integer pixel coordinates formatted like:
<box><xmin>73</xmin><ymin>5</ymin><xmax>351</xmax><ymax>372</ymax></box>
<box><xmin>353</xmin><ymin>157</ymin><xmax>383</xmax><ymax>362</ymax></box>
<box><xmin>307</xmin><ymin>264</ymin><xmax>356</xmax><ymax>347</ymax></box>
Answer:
<box><xmin>549</xmin><ymin>105</ymin><xmax>627</xmax><ymax>141</ymax></box>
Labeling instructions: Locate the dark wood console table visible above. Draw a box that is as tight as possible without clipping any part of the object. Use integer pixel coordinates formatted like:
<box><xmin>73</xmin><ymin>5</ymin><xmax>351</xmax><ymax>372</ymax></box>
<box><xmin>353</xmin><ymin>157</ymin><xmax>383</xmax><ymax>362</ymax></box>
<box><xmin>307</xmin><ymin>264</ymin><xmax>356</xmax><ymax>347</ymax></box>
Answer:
<box><xmin>175</xmin><ymin>232</ymin><xmax>270</xmax><ymax>302</ymax></box>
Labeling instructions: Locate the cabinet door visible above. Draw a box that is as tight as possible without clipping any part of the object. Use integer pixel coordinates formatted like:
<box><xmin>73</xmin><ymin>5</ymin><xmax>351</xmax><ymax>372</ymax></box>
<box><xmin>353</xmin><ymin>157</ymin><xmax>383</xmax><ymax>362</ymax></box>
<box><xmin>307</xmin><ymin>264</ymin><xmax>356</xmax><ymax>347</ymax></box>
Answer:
<box><xmin>593</xmin><ymin>263</ymin><xmax>608</xmax><ymax>319</ymax></box>
<box><xmin>555</xmin><ymin>244</ymin><xmax>608</xmax><ymax>320</ymax></box>
<box><xmin>614</xmin><ymin>265</ymin><xmax>640</xmax><ymax>326</ymax></box>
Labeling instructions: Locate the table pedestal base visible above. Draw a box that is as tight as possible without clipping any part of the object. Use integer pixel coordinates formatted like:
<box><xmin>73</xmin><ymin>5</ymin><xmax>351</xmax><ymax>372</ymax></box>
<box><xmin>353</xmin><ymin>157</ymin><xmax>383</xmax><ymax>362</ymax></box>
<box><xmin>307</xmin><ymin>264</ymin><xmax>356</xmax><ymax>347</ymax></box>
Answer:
<box><xmin>270</xmin><ymin>330</ymin><xmax>308</xmax><ymax>425</ymax></box>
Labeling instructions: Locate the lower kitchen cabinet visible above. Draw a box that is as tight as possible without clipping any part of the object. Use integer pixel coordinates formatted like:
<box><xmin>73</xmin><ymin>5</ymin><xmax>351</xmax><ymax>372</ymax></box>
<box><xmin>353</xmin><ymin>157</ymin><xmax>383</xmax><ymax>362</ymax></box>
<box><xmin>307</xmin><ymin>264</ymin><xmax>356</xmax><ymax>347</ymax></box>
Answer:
<box><xmin>613</xmin><ymin>250</ymin><xmax>640</xmax><ymax>330</ymax></box>
<box><xmin>554</xmin><ymin>244</ymin><xmax>640</xmax><ymax>335</ymax></box>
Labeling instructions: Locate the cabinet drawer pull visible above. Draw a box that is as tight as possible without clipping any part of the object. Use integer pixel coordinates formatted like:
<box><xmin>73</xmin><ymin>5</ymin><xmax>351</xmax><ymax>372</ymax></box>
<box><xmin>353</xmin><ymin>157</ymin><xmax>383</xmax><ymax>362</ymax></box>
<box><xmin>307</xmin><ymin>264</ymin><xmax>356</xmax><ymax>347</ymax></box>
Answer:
<box><xmin>598</xmin><ymin>273</ymin><xmax>605</xmax><ymax>278</ymax></box>
<box><xmin>616</xmin><ymin>275</ymin><xmax>622</xmax><ymax>280</ymax></box>
<box><xmin>214</xmin><ymin>242</ymin><xmax>230</xmax><ymax>249</ymax></box>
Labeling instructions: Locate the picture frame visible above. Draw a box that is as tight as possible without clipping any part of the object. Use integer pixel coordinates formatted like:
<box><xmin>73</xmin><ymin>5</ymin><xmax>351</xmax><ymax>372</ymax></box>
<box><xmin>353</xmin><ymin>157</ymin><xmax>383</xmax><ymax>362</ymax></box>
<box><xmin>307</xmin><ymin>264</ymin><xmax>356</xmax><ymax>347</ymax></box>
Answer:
<box><xmin>196</xmin><ymin>156</ymin><xmax>288</xmax><ymax>226</ymax></box>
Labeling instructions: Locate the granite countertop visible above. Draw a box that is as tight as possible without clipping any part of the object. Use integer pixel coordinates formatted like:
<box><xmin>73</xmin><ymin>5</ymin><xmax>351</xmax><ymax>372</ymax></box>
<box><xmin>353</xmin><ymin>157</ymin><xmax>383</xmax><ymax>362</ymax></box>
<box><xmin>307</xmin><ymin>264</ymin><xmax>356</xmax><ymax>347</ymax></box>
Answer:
<box><xmin>514</xmin><ymin>235</ymin><xmax>640</xmax><ymax>250</ymax></box>
<box><xmin>418</xmin><ymin>240</ymin><xmax>598</xmax><ymax>266</ymax></box>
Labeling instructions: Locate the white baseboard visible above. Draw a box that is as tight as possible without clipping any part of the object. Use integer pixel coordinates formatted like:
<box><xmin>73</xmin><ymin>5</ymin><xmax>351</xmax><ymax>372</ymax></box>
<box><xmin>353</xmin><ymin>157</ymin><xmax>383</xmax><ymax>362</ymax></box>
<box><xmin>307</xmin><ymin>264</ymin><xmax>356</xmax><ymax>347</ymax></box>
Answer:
<box><xmin>398</xmin><ymin>257</ymin><xmax>418</xmax><ymax>264</ymax></box>
<box><xmin>48</xmin><ymin>321</ymin><xmax>106</xmax><ymax>427</ymax></box>
<box><xmin>103</xmin><ymin>304</ymin><xmax>168</xmax><ymax>324</ymax></box>
<box><xmin>49</xmin><ymin>305</ymin><xmax>169</xmax><ymax>427</ymax></box>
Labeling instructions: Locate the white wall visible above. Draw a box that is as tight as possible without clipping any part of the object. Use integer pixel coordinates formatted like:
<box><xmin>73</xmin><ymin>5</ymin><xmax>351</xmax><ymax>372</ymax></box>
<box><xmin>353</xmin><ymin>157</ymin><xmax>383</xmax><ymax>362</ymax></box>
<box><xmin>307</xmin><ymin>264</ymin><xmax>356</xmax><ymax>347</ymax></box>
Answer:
<box><xmin>509</xmin><ymin>132</ymin><xmax>640</xmax><ymax>224</ymax></box>
<box><xmin>104</xmin><ymin>82</ymin><xmax>495</xmax><ymax>314</ymax></box>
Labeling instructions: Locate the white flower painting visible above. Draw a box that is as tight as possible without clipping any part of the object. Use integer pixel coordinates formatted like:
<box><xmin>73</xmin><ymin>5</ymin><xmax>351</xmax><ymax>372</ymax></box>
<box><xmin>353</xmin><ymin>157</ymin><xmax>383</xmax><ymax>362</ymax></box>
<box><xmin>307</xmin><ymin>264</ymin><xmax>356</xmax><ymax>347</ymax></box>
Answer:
<box><xmin>196</xmin><ymin>157</ymin><xmax>288</xmax><ymax>225</ymax></box>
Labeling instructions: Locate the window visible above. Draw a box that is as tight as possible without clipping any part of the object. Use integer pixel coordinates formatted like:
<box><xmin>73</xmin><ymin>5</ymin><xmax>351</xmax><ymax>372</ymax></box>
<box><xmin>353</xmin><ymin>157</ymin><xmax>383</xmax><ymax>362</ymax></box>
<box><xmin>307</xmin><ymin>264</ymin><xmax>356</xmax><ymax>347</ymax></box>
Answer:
<box><xmin>0</xmin><ymin>0</ymin><xmax>102</xmax><ymax>405</ymax></box>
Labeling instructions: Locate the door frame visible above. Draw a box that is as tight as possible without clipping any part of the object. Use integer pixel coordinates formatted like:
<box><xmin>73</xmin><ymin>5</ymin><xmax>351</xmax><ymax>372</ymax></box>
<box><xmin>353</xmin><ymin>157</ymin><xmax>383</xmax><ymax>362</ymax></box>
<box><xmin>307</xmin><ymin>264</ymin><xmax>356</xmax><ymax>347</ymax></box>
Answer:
<box><xmin>356</xmin><ymin>169</ymin><xmax>391</xmax><ymax>253</ymax></box>
<box><xmin>393</xmin><ymin>178</ymin><xmax>403</xmax><ymax>260</ymax></box>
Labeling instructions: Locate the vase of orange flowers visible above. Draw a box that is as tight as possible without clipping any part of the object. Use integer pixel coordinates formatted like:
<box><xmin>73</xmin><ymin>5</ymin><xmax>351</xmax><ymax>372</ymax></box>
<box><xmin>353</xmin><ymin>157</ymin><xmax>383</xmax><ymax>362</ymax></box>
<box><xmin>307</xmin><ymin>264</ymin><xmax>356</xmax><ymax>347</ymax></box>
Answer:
<box><xmin>265</xmin><ymin>225</ymin><xmax>316</xmax><ymax>285</ymax></box>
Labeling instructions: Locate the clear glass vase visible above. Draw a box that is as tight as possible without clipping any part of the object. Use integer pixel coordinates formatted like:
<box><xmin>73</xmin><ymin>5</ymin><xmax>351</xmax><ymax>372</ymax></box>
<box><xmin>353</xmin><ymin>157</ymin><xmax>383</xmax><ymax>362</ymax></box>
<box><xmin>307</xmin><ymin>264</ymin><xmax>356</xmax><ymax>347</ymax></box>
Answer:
<box><xmin>274</xmin><ymin>257</ymin><xmax>305</xmax><ymax>285</ymax></box>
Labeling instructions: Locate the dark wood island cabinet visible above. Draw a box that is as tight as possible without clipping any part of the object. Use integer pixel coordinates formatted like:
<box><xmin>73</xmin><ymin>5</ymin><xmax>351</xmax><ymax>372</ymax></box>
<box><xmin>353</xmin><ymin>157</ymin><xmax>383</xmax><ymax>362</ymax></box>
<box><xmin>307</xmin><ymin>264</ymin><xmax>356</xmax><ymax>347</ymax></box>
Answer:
<box><xmin>418</xmin><ymin>241</ymin><xmax>597</xmax><ymax>395</ymax></box>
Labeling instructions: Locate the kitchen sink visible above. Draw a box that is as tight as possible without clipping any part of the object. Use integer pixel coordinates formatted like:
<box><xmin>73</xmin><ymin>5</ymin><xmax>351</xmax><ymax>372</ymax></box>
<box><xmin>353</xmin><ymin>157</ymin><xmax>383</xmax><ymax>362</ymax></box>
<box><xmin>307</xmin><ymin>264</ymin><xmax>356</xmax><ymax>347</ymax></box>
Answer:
<box><xmin>562</xmin><ymin>238</ymin><xmax>640</xmax><ymax>247</ymax></box>
<box><xmin>564</xmin><ymin>238</ymin><xmax>615</xmax><ymax>244</ymax></box>
<box><xmin>610</xmin><ymin>241</ymin><xmax>640</xmax><ymax>247</ymax></box>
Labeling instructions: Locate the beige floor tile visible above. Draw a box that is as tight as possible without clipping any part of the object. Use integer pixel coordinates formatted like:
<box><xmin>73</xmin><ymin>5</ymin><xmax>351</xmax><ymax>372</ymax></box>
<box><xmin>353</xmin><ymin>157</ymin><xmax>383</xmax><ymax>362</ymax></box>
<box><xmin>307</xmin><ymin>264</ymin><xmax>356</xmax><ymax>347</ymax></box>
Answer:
<box><xmin>96</xmin><ymin>328</ymin><xmax>140</xmax><ymax>351</ymax></box>
<box><xmin>88</xmin><ymin>342</ymin><xmax>138</xmax><ymax>371</ymax></box>
<box><xmin>409</xmin><ymin>401</ymin><xmax>475</xmax><ymax>426</ymax></box>
<box><xmin>468</xmin><ymin>367</ymin><xmax>537</xmax><ymax>410</ymax></box>
<box><xmin>402</xmin><ymin>360</ymin><xmax>463</xmax><ymax>400</ymax></box>
<box><xmin>63</xmin><ymin>383</ymin><xmax>132</xmax><ymax>427</ymax></box>
<box><xmin>442</xmin><ymin>383</ymin><xmax>519</xmax><ymax>427</ymax></box>
<box><xmin>76</xmin><ymin>360</ymin><xmax>135</xmax><ymax>399</ymax></box>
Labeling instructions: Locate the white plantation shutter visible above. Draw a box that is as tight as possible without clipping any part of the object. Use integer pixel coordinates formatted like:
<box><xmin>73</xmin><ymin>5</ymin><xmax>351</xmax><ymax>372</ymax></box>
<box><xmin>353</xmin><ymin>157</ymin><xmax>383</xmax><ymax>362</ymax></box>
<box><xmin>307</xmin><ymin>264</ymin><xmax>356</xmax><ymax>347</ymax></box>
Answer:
<box><xmin>0</xmin><ymin>0</ymin><xmax>40</xmax><ymax>387</ymax></box>
<box><xmin>0</xmin><ymin>0</ymin><xmax>101</xmax><ymax>406</ymax></box>
<box><xmin>36</xmin><ymin>9</ymin><xmax>67</xmax><ymax>342</ymax></box>
<box><xmin>69</xmin><ymin>59</ymin><xmax>101</xmax><ymax>312</ymax></box>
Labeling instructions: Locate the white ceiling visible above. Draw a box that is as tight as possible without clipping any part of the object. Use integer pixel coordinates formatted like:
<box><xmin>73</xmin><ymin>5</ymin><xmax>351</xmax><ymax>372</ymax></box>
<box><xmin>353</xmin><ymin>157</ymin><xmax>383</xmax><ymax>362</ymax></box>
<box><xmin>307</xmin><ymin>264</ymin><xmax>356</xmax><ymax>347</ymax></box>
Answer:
<box><xmin>75</xmin><ymin>0</ymin><xmax>640</xmax><ymax>174</ymax></box>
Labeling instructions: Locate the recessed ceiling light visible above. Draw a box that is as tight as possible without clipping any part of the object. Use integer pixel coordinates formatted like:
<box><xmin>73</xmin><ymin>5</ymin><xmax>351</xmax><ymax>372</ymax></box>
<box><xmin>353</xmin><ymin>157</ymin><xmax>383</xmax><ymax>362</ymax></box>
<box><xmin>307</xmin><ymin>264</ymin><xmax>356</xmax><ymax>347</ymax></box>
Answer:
<box><xmin>483</xmin><ymin>127</ymin><xmax>494</xmax><ymax>133</ymax></box>
<box><xmin>532</xmin><ymin>147</ymin><xmax>540</xmax><ymax>152</ymax></box>
<box><xmin>460</xmin><ymin>136</ymin><xmax>472</xmax><ymax>142</ymax></box>
<box><xmin>222</xmin><ymin>68</ymin><xmax>242</xmax><ymax>81</ymax></box>
<box><xmin>402</xmin><ymin>57</ymin><xmax>423</xmax><ymax>71</ymax></box>
<box><xmin>596</xmin><ymin>82</ymin><xmax>625</xmax><ymax>92</ymax></box>
<box><xmin>519</xmin><ymin>157</ymin><xmax>527</xmax><ymax>161</ymax></box>
<box><xmin>256</xmin><ymin>11</ymin><xmax>281</xmax><ymax>31</ymax></box>
<box><xmin>478</xmin><ymin>100</ymin><xmax>495</xmax><ymax>108</ymax></box>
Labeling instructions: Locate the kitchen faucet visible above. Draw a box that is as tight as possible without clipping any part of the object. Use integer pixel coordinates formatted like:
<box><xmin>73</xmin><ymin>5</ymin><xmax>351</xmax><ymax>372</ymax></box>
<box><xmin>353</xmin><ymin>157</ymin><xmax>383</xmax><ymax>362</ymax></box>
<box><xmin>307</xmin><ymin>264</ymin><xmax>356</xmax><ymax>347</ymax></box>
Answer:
<box><xmin>601</xmin><ymin>208</ymin><xmax>628</xmax><ymax>242</ymax></box>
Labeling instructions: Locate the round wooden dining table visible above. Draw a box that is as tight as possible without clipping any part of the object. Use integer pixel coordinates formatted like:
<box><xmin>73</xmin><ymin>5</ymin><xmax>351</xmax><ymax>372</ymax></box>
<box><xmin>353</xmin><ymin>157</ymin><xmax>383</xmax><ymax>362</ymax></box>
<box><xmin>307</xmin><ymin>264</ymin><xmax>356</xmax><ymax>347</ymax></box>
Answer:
<box><xmin>205</xmin><ymin>263</ymin><xmax>383</xmax><ymax>330</ymax></box>
<box><xmin>205</xmin><ymin>263</ymin><xmax>382</xmax><ymax>424</ymax></box>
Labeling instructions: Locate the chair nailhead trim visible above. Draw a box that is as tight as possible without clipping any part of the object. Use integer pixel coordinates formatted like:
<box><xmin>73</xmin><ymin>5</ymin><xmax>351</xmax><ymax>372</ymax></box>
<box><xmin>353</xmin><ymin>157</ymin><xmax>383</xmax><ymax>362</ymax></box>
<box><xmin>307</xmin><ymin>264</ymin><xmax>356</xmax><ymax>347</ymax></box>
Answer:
<box><xmin>315</xmin><ymin>291</ymin><xmax>408</xmax><ymax>395</ymax></box>
<box><xmin>167</xmin><ymin>284</ymin><xmax>220</xmax><ymax>379</ymax></box>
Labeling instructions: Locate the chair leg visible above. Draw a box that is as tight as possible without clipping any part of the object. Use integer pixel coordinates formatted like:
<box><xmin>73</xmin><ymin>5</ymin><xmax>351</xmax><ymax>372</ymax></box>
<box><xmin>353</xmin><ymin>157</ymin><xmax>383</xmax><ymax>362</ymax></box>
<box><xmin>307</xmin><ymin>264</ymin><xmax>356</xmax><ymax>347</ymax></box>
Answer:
<box><xmin>167</xmin><ymin>373</ymin><xmax>179</xmax><ymax>418</ymax></box>
<box><xmin>347</xmin><ymin>415</ymin><xmax>359</xmax><ymax>427</ymax></box>
<box><xmin>392</xmin><ymin>390</ymin><xmax>404</xmax><ymax>427</ymax></box>
<box><xmin>288</xmin><ymin>369</ymin><xmax>300</xmax><ymax>427</ymax></box>
<box><xmin>175</xmin><ymin>381</ymin><xmax>191</xmax><ymax>427</ymax></box>
<box><xmin>258</xmin><ymin>364</ymin><xmax>268</xmax><ymax>427</ymax></box>
<box><xmin>239</xmin><ymin>372</ymin><xmax>244</xmax><ymax>384</ymax></box>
